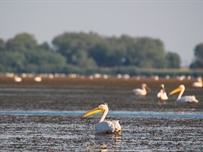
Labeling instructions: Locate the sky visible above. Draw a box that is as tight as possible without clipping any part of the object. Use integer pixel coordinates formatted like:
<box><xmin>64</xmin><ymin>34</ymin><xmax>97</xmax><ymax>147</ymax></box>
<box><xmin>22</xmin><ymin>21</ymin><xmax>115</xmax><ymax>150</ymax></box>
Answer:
<box><xmin>0</xmin><ymin>0</ymin><xmax>203</xmax><ymax>67</ymax></box>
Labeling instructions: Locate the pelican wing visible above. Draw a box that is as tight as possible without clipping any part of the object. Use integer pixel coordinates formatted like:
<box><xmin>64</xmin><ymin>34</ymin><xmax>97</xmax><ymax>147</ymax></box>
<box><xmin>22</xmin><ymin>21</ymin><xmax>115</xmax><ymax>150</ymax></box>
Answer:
<box><xmin>95</xmin><ymin>120</ymin><xmax>121</xmax><ymax>135</ymax></box>
<box><xmin>162</xmin><ymin>92</ymin><xmax>168</xmax><ymax>100</ymax></box>
<box><xmin>132</xmin><ymin>89</ymin><xmax>146</xmax><ymax>96</ymax></box>
<box><xmin>157</xmin><ymin>92</ymin><xmax>161</xmax><ymax>98</ymax></box>
<box><xmin>178</xmin><ymin>96</ymin><xmax>198</xmax><ymax>103</ymax></box>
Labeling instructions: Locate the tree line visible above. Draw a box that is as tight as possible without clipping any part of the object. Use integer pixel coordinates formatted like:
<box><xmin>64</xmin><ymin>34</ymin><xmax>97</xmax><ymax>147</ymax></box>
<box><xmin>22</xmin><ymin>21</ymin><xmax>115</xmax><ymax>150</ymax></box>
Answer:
<box><xmin>0</xmin><ymin>32</ymin><xmax>202</xmax><ymax>74</ymax></box>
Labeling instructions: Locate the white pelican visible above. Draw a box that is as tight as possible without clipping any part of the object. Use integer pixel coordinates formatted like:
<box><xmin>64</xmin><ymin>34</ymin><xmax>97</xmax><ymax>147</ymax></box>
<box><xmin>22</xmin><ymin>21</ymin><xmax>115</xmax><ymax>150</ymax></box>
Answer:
<box><xmin>34</xmin><ymin>76</ymin><xmax>42</xmax><ymax>82</ymax></box>
<box><xmin>132</xmin><ymin>83</ymin><xmax>150</xmax><ymax>96</ymax></box>
<box><xmin>82</xmin><ymin>103</ymin><xmax>122</xmax><ymax>135</ymax></box>
<box><xmin>14</xmin><ymin>75</ymin><xmax>22</xmax><ymax>82</ymax></box>
<box><xmin>157</xmin><ymin>84</ymin><xmax>168</xmax><ymax>100</ymax></box>
<box><xmin>169</xmin><ymin>84</ymin><xmax>198</xmax><ymax>103</ymax></box>
<box><xmin>192</xmin><ymin>77</ymin><xmax>203</xmax><ymax>87</ymax></box>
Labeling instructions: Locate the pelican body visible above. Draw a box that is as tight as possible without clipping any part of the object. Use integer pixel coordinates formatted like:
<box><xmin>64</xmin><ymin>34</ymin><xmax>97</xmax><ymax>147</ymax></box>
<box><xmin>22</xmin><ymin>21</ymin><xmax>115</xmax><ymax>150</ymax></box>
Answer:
<box><xmin>192</xmin><ymin>77</ymin><xmax>203</xmax><ymax>87</ymax></box>
<box><xmin>14</xmin><ymin>76</ymin><xmax>22</xmax><ymax>82</ymax></box>
<box><xmin>132</xmin><ymin>83</ymin><xmax>150</xmax><ymax>96</ymax></box>
<box><xmin>34</xmin><ymin>76</ymin><xmax>42</xmax><ymax>82</ymax></box>
<box><xmin>83</xmin><ymin>103</ymin><xmax>122</xmax><ymax>135</ymax></box>
<box><xmin>157</xmin><ymin>84</ymin><xmax>168</xmax><ymax>100</ymax></box>
<box><xmin>169</xmin><ymin>84</ymin><xmax>198</xmax><ymax>103</ymax></box>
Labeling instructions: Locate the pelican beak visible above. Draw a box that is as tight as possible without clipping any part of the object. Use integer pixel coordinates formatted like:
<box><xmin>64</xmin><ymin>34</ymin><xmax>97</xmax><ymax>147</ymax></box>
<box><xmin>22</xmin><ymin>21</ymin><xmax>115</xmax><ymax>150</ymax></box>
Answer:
<box><xmin>169</xmin><ymin>87</ymin><xmax>182</xmax><ymax>95</ymax></box>
<box><xmin>82</xmin><ymin>107</ymin><xmax>104</xmax><ymax>118</ymax></box>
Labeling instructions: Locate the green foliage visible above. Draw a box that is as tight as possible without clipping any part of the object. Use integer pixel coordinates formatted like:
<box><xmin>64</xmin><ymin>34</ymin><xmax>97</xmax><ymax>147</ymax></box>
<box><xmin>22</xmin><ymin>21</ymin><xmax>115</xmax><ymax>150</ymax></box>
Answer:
<box><xmin>190</xmin><ymin>61</ymin><xmax>203</xmax><ymax>69</ymax></box>
<box><xmin>52</xmin><ymin>32</ymin><xmax>100</xmax><ymax>64</ymax></box>
<box><xmin>127</xmin><ymin>37</ymin><xmax>166</xmax><ymax>68</ymax></box>
<box><xmin>0</xmin><ymin>31</ymin><xmax>187</xmax><ymax>74</ymax></box>
<box><xmin>0</xmin><ymin>51</ymin><xmax>26</xmax><ymax>72</ymax></box>
<box><xmin>24</xmin><ymin>50</ymin><xmax>67</xmax><ymax>73</ymax></box>
<box><xmin>194</xmin><ymin>43</ymin><xmax>203</xmax><ymax>59</ymax></box>
<box><xmin>38</xmin><ymin>42</ymin><xmax>52</xmax><ymax>51</ymax></box>
<box><xmin>0</xmin><ymin>38</ymin><xmax>5</xmax><ymax>51</ymax></box>
<box><xmin>190</xmin><ymin>43</ymin><xmax>203</xmax><ymax>69</ymax></box>
<box><xmin>166</xmin><ymin>52</ymin><xmax>181</xmax><ymax>68</ymax></box>
<box><xmin>6</xmin><ymin>33</ymin><xmax>37</xmax><ymax>52</ymax></box>
<box><xmin>70</xmin><ymin>50</ymin><xmax>97</xmax><ymax>68</ymax></box>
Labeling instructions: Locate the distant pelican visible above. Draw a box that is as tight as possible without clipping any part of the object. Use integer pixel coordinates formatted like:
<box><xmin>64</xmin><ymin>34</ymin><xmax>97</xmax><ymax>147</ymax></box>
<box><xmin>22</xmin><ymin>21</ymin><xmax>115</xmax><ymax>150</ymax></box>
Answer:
<box><xmin>83</xmin><ymin>103</ymin><xmax>122</xmax><ymax>135</ymax></box>
<box><xmin>34</xmin><ymin>76</ymin><xmax>42</xmax><ymax>82</ymax></box>
<box><xmin>153</xmin><ymin>75</ymin><xmax>159</xmax><ymax>81</ymax></box>
<box><xmin>169</xmin><ymin>84</ymin><xmax>198</xmax><ymax>103</ymax></box>
<box><xmin>157</xmin><ymin>84</ymin><xmax>168</xmax><ymax>100</ymax></box>
<box><xmin>14</xmin><ymin>76</ymin><xmax>22</xmax><ymax>82</ymax></box>
<box><xmin>117</xmin><ymin>74</ymin><xmax>122</xmax><ymax>79</ymax></box>
<box><xmin>165</xmin><ymin>75</ymin><xmax>170</xmax><ymax>80</ymax></box>
<box><xmin>123</xmin><ymin>74</ymin><xmax>130</xmax><ymax>80</ymax></box>
<box><xmin>192</xmin><ymin>77</ymin><xmax>202</xmax><ymax>87</ymax></box>
<box><xmin>132</xmin><ymin>83</ymin><xmax>150</xmax><ymax>96</ymax></box>
<box><xmin>176</xmin><ymin>75</ymin><xmax>185</xmax><ymax>81</ymax></box>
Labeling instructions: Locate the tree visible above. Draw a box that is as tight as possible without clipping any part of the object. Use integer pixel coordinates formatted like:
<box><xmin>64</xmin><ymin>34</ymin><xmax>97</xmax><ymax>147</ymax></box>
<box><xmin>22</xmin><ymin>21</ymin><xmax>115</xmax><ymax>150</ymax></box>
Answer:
<box><xmin>52</xmin><ymin>32</ymin><xmax>102</xmax><ymax>67</ymax></box>
<box><xmin>6</xmin><ymin>33</ymin><xmax>37</xmax><ymax>52</ymax></box>
<box><xmin>0</xmin><ymin>51</ymin><xmax>26</xmax><ymax>72</ymax></box>
<box><xmin>190</xmin><ymin>43</ymin><xmax>203</xmax><ymax>69</ymax></box>
<box><xmin>70</xmin><ymin>50</ymin><xmax>97</xmax><ymax>68</ymax></box>
<box><xmin>38</xmin><ymin>42</ymin><xmax>51</xmax><ymax>51</ymax></box>
<box><xmin>0</xmin><ymin>32</ymin><xmax>183</xmax><ymax>73</ymax></box>
<box><xmin>166</xmin><ymin>52</ymin><xmax>181</xmax><ymax>68</ymax></box>
<box><xmin>0</xmin><ymin>38</ymin><xmax>5</xmax><ymax>51</ymax></box>
<box><xmin>24</xmin><ymin>50</ymin><xmax>67</xmax><ymax>73</ymax></box>
<box><xmin>125</xmin><ymin>37</ymin><xmax>167</xmax><ymax>68</ymax></box>
<box><xmin>89</xmin><ymin>43</ymin><xmax>110</xmax><ymax>67</ymax></box>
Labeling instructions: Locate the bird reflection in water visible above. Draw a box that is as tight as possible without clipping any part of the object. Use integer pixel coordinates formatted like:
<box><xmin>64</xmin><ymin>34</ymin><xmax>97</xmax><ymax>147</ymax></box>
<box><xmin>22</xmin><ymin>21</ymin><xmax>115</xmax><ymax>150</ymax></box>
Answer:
<box><xmin>94</xmin><ymin>134</ymin><xmax>122</xmax><ymax>151</ymax></box>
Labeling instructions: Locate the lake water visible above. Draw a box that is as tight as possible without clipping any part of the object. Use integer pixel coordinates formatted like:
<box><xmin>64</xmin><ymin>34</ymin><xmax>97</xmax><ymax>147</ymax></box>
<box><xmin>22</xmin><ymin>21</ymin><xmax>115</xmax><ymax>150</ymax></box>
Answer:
<box><xmin>0</xmin><ymin>76</ymin><xmax>203</xmax><ymax>151</ymax></box>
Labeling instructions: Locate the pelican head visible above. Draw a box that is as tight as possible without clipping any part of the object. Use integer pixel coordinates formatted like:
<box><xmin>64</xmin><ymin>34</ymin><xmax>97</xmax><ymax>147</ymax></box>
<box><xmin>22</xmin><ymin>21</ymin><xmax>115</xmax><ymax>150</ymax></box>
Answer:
<box><xmin>83</xmin><ymin>103</ymin><xmax>122</xmax><ymax>135</ymax></box>
<box><xmin>142</xmin><ymin>83</ymin><xmax>151</xmax><ymax>91</ymax></box>
<box><xmin>169</xmin><ymin>85</ymin><xmax>185</xmax><ymax>95</ymax></box>
<box><xmin>169</xmin><ymin>84</ymin><xmax>198</xmax><ymax>103</ymax></box>
<box><xmin>83</xmin><ymin>103</ymin><xmax>108</xmax><ymax>121</ymax></box>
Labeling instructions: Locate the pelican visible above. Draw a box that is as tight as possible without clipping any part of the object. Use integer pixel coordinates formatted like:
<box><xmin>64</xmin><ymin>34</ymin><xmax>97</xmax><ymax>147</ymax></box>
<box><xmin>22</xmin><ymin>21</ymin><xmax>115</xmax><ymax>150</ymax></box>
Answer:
<box><xmin>192</xmin><ymin>77</ymin><xmax>203</xmax><ymax>87</ymax></box>
<box><xmin>34</xmin><ymin>76</ymin><xmax>42</xmax><ymax>82</ymax></box>
<box><xmin>169</xmin><ymin>84</ymin><xmax>198</xmax><ymax>103</ymax></box>
<box><xmin>82</xmin><ymin>103</ymin><xmax>122</xmax><ymax>135</ymax></box>
<box><xmin>132</xmin><ymin>83</ymin><xmax>150</xmax><ymax>96</ymax></box>
<box><xmin>14</xmin><ymin>75</ymin><xmax>22</xmax><ymax>82</ymax></box>
<box><xmin>157</xmin><ymin>84</ymin><xmax>168</xmax><ymax>100</ymax></box>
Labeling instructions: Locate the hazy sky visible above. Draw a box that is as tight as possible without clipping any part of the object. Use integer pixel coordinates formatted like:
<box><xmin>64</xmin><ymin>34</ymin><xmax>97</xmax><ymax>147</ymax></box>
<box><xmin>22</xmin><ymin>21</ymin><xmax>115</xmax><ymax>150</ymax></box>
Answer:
<box><xmin>0</xmin><ymin>1</ymin><xmax>203</xmax><ymax>67</ymax></box>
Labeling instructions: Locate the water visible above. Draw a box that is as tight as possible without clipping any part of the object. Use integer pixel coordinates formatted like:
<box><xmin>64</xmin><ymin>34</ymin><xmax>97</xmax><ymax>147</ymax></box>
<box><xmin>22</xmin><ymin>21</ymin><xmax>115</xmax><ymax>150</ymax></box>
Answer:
<box><xmin>1</xmin><ymin>110</ymin><xmax>203</xmax><ymax>118</ymax></box>
<box><xmin>0</xmin><ymin>77</ymin><xmax>203</xmax><ymax>151</ymax></box>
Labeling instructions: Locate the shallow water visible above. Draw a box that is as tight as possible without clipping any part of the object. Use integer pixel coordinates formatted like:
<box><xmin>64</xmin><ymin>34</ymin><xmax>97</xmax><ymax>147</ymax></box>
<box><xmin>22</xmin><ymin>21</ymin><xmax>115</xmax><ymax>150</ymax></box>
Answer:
<box><xmin>1</xmin><ymin>110</ymin><xmax>203</xmax><ymax>119</ymax></box>
<box><xmin>0</xmin><ymin>77</ymin><xmax>203</xmax><ymax>151</ymax></box>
